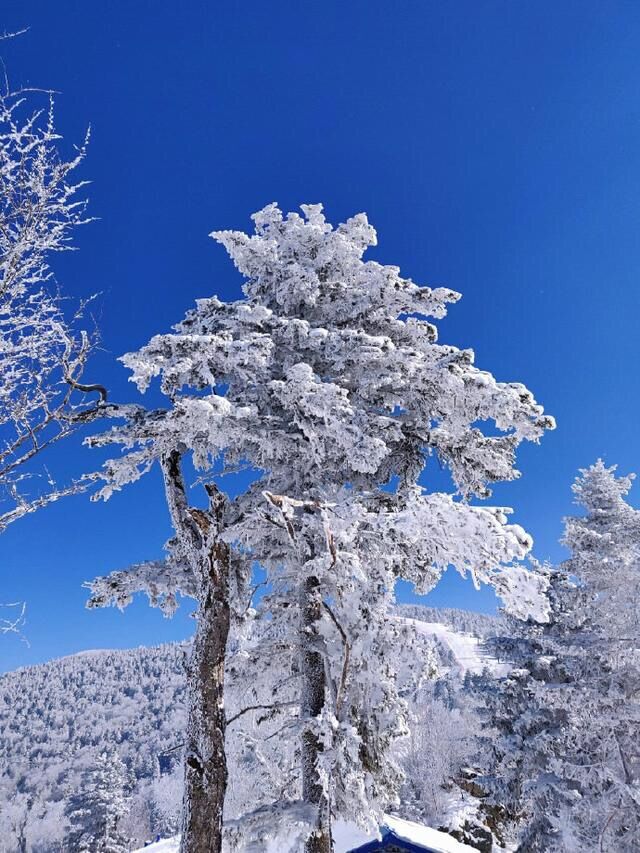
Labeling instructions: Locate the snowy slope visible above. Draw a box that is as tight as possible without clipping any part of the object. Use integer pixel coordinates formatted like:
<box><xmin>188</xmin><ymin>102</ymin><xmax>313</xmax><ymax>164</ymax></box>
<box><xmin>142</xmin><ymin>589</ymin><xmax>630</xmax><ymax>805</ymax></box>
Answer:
<box><xmin>132</xmin><ymin>815</ymin><xmax>479</xmax><ymax>852</ymax></box>
<box><xmin>384</xmin><ymin>815</ymin><xmax>478</xmax><ymax>852</ymax></box>
<box><xmin>133</xmin><ymin>841</ymin><xmax>179</xmax><ymax>853</ymax></box>
<box><xmin>400</xmin><ymin>617</ymin><xmax>509</xmax><ymax>676</ymax></box>
<box><xmin>0</xmin><ymin>643</ymin><xmax>188</xmax><ymax>850</ymax></box>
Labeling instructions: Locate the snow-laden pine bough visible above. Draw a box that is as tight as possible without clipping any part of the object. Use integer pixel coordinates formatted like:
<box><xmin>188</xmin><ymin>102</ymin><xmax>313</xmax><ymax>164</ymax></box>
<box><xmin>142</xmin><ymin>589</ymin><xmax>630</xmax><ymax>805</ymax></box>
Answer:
<box><xmin>85</xmin><ymin>204</ymin><xmax>554</xmax><ymax>852</ymax></box>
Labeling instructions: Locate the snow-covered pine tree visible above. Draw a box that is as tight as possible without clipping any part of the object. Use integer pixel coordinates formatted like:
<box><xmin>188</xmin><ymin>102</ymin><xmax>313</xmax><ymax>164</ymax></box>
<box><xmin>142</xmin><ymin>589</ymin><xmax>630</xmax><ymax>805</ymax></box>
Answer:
<box><xmin>211</xmin><ymin>204</ymin><xmax>554</xmax><ymax>850</ymax></box>
<box><xmin>557</xmin><ymin>461</ymin><xmax>640</xmax><ymax>850</ymax></box>
<box><xmin>564</xmin><ymin>459</ymin><xmax>640</xmax><ymax>672</ymax></box>
<box><xmin>87</xmin><ymin>204</ymin><xmax>554</xmax><ymax>851</ymax></box>
<box><xmin>2</xmin><ymin>793</ymin><xmax>32</xmax><ymax>853</ymax></box>
<box><xmin>64</xmin><ymin>749</ymin><xmax>130</xmax><ymax>853</ymax></box>
<box><xmin>474</xmin><ymin>462</ymin><xmax>640</xmax><ymax>852</ymax></box>
<box><xmin>470</xmin><ymin>565</ymin><xmax>589</xmax><ymax>851</ymax></box>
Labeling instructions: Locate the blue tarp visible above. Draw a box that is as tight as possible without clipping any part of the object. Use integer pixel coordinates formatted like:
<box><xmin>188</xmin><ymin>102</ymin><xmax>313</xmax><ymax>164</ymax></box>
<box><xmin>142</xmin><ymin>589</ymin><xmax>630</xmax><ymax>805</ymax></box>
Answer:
<box><xmin>349</xmin><ymin>827</ymin><xmax>443</xmax><ymax>853</ymax></box>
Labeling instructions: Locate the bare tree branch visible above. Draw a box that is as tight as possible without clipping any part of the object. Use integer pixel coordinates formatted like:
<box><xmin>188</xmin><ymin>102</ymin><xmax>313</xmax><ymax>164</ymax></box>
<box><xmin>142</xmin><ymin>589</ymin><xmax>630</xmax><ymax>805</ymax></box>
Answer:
<box><xmin>226</xmin><ymin>701</ymin><xmax>298</xmax><ymax>727</ymax></box>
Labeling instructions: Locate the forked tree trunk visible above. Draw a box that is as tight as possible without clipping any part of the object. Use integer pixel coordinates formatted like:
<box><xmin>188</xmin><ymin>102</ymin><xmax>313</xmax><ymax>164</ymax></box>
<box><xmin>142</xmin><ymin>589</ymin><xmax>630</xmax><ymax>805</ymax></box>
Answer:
<box><xmin>161</xmin><ymin>452</ymin><xmax>230</xmax><ymax>853</ymax></box>
<box><xmin>301</xmin><ymin>574</ymin><xmax>331</xmax><ymax>853</ymax></box>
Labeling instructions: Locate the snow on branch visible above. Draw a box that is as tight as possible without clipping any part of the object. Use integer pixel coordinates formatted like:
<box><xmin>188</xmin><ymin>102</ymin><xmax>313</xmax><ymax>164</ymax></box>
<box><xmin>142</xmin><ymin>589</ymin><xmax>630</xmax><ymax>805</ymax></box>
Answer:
<box><xmin>224</xmin><ymin>800</ymin><xmax>315</xmax><ymax>852</ymax></box>
<box><xmin>0</xmin><ymin>64</ymin><xmax>107</xmax><ymax>531</ymax></box>
<box><xmin>85</xmin><ymin>559</ymin><xmax>196</xmax><ymax>617</ymax></box>
<box><xmin>0</xmin><ymin>601</ymin><xmax>25</xmax><ymax>636</ymax></box>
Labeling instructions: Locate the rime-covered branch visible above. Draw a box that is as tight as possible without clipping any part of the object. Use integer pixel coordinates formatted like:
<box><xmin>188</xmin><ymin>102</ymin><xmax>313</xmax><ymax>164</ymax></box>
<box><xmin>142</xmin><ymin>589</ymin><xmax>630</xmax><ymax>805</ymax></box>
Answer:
<box><xmin>0</xmin><ymin>601</ymin><xmax>25</xmax><ymax>635</ymax></box>
<box><xmin>85</xmin><ymin>559</ymin><xmax>194</xmax><ymax>616</ymax></box>
<box><xmin>0</xmin><ymin>64</ymin><xmax>104</xmax><ymax>530</ymax></box>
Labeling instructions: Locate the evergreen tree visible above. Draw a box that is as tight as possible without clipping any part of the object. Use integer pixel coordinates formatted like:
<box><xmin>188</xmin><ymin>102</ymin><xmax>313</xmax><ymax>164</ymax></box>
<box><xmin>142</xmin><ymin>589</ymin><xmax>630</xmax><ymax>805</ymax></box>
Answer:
<box><xmin>64</xmin><ymin>750</ymin><xmax>130</xmax><ymax>853</ymax></box>
<box><xmin>475</xmin><ymin>461</ymin><xmax>640</xmax><ymax>852</ymax></box>
<box><xmin>471</xmin><ymin>566</ymin><xmax>587</xmax><ymax>851</ymax></box>
<box><xmin>557</xmin><ymin>461</ymin><xmax>640</xmax><ymax>850</ymax></box>
<box><xmin>87</xmin><ymin>204</ymin><xmax>554</xmax><ymax>851</ymax></box>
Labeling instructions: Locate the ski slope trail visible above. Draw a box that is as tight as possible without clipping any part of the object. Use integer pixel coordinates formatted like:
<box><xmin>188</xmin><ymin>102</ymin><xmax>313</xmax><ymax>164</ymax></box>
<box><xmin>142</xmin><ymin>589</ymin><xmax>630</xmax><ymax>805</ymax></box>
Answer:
<box><xmin>399</xmin><ymin>617</ymin><xmax>510</xmax><ymax>676</ymax></box>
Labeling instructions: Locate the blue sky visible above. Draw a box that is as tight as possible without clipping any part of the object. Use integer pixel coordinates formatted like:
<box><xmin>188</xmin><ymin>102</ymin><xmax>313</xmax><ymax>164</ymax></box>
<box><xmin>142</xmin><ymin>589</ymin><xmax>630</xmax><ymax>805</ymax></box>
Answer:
<box><xmin>2</xmin><ymin>1</ymin><xmax>639</xmax><ymax>673</ymax></box>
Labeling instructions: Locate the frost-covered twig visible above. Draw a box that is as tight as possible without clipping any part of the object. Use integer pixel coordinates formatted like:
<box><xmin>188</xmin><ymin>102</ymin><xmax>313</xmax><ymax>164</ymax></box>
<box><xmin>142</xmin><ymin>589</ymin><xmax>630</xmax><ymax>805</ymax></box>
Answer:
<box><xmin>85</xmin><ymin>559</ymin><xmax>192</xmax><ymax>616</ymax></box>
<box><xmin>322</xmin><ymin>602</ymin><xmax>350</xmax><ymax>717</ymax></box>
<box><xmin>0</xmin><ymin>601</ymin><xmax>26</xmax><ymax>637</ymax></box>
<box><xmin>0</xmin><ymin>56</ymin><xmax>105</xmax><ymax>532</ymax></box>
<box><xmin>227</xmin><ymin>701</ymin><xmax>298</xmax><ymax>727</ymax></box>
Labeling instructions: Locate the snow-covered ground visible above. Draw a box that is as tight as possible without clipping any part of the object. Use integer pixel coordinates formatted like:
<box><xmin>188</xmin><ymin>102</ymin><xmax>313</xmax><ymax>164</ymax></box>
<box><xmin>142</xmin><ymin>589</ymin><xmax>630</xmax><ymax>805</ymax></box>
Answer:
<box><xmin>383</xmin><ymin>815</ymin><xmax>478</xmax><ymax>852</ymax></box>
<box><xmin>133</xmin><ymin>814</ymin><xmax>478</xmax><ymax>852</ymax></box>
<box><xmin>402</xmin><ymin>618</ymin><xmax>510</xmax><ymax>676</ymax></box>
<box><xmin>133</xmin><ymin>840</ymin><xmax>179</xmax><ymax>853</ymax></box>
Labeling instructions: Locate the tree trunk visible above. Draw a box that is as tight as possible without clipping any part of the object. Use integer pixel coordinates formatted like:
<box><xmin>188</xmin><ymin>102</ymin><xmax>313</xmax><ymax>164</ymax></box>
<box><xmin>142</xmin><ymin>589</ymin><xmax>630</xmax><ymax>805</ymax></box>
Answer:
<box><xmin>301</xmin><ymin>574</ymin><xmax>331</xmax><ymax>853</ymax></box>
<box><xmin>179</xmin><ymin>541</ymin><xmax>230</xmax><ymax>853</ymax></box>
<box><xmin>16</xmin><ymin>822</ymin><xmax>27</xmax><ymax>853</ymax></box>
<box><xmin>160</xmin><ymin>452</ymin><xmax>230</xmax><ymax>853</ymax></box>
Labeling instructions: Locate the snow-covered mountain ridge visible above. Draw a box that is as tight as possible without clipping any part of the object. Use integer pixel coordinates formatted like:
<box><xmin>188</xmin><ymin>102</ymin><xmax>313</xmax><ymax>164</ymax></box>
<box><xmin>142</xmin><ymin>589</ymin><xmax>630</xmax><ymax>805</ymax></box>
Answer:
<box><xmin>0</xmin><ymin>643</ymin><xmax>188</xmax><ymax>849</ymax></box>
<box><xmin>0</xmin><ymin>606</ymin><xmax>491</xmax><ymax>850</ymax></box>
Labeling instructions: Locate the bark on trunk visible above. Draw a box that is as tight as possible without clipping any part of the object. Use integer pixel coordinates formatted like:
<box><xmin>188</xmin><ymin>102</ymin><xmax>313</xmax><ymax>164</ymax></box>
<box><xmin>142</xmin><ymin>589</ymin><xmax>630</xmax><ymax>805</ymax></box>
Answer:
<box><xmin>301</xmin><ymin>574</ymin><xmax>332</xmax><ymax>853</ymax></box>
<box><xmin>160</xmin><ymin>452</ymin><xmax>230</xmax><ymax>853</ymax></box>
<box><xmin>180</xmin><ymin>544</ymin><xmax>230</xmax><ymax>853</ymax></box>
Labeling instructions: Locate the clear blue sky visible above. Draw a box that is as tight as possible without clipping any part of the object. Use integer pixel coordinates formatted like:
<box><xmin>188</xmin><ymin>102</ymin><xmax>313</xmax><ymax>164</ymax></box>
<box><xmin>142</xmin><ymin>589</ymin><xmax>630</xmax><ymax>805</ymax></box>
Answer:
<box><xmin>2</xmin><ymin>1</ymin><xmax>639</xmax><ymax>673</ymax></box>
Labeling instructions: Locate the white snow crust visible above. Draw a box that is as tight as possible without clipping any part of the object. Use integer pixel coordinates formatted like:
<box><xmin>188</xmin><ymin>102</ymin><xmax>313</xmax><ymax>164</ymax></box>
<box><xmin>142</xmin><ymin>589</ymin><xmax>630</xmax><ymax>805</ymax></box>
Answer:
<box><xmin>132</xmin><ymin>815</ymin><xmax>478</xmax><ymax>852</ymax></box>
<box><xmin>383</xmin><ymin>814</ymin><xmax>478</xmax><ymax>852</ymax></box>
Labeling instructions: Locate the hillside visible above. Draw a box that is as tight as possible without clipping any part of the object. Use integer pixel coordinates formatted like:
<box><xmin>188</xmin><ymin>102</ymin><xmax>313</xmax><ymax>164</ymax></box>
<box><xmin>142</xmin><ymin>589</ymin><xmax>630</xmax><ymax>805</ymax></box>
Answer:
<box><xmin>0</xmin><ymin>644</ymin><xmax>188</xmax><ymax>851</ymax></box>
<box><xmin>0</xmin><ymin>606</ymin><xmax>489</xmax><ymax>851</ymax></box>
<box><xmin>395</xmin><ymin>605</ymin><xmax>500</xmax><ymax>639</ymax></box>
<box><xmin>396</xmin><ymin>617</ymin><xmax>508</xmax><ymax>677</ymax></box>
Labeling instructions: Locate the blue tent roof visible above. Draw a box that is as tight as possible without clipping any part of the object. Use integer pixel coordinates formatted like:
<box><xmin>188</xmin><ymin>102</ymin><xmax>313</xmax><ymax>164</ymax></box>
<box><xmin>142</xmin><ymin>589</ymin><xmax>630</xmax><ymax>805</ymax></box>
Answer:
<box><xmin>349</xmin><ymin>826</ymin><xmax>449</xmax><ymax>853</ymax></box>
